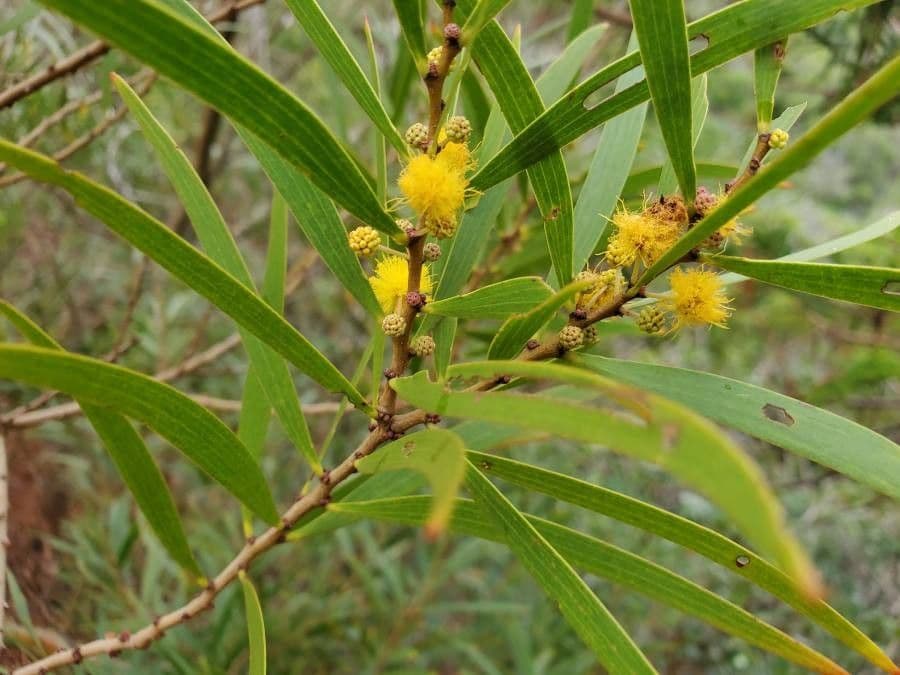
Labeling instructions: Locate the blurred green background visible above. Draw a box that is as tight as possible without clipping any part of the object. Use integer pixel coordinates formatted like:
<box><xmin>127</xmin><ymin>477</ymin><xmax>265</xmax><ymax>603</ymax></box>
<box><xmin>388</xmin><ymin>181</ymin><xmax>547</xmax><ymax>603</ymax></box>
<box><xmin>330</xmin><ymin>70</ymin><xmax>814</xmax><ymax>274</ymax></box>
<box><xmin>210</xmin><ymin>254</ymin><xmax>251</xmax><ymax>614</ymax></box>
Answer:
<box><xmin>1</xmin><ymin>1</ymin><xmax>898</xmax><ymax>673</ymax></box>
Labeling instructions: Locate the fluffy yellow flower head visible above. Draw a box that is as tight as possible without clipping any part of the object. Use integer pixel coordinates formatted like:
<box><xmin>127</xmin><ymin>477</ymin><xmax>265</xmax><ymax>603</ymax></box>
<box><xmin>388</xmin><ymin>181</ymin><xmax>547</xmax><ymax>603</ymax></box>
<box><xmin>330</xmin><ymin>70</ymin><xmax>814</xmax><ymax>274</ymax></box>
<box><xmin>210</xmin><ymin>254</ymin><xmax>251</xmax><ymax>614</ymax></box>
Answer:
<box><xmin>436</xmin><ymin>141</ymin><xmax>474</xmax><ymax>175</ymax></box>
<box><xmin>369</xmin><ymin>255</ymin><xmax>433</xmax><ymax>314</ymax></box>
<box><xmin>605</xmin><ymin>205</ymin><xmax>684</xmax><ymax>269</ymax></box>
<box><xmin>663</xmin><ymin>267</ymin><xmax>732</xmax><ymax>331</ymax></box>
<box><xmin>398</xmin><ymin>153</ymin><xmax>467</xmax><ymax>225</ymax></box>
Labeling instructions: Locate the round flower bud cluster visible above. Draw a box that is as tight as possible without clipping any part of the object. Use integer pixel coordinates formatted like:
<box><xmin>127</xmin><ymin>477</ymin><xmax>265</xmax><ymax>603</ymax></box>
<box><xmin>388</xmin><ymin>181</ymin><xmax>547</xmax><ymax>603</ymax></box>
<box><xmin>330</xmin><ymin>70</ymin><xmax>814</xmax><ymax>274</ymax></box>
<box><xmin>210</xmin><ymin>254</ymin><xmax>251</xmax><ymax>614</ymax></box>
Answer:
<box><xmin>382</xmin><ymin>312</ymin><xmax>407</xmax><ymax>337</ymax></box>
<box><xmin>405</xmin><ymin>123</ymin><xmax>428</xmax><ymax>151</ymax></box>
<box><xmin>583</xmin><ymin>325</ymin><xmax>598</xmax><ymax>345</ymax></box>
<box><xmin>445</xmin><ymin>116</ymin><xmax>471</xmax><ymax>144</ymax></box>
<box><xmin>423</xmin><ymin>242</ymin><xmax>442</xmax><ymax>262</ymax></box>
<box><xmin>348</xmin><ymin>226</ymin><xmax>380</xmax><ymax>257</ymax></box>
<box><xmin>423</xmin><ymin>216</ymin><xmax>458</xmax><ymax>239</ymax></box>
<box><xmin>575</xmin><ymin>268</ymin><xmax>625</xmax><ymax>313</ymax></box>
<box><xmin>410</xmin><ymin>335</ymin><xmax>436</xmax><ymax>357</ymax></box>
<box><xmin>636</xmin><ymin>306</ymin><xmax>667</xmax><ymax>335</ymax></box>
<box><xmin>768</xmin><ymin>128</ymin><xmax>789</xmax><ymax>149</ymax></box>
<box><xmin>558</xmin><ymin>325</ymin><xmax>584</xmax><ymax>350</ymax></box>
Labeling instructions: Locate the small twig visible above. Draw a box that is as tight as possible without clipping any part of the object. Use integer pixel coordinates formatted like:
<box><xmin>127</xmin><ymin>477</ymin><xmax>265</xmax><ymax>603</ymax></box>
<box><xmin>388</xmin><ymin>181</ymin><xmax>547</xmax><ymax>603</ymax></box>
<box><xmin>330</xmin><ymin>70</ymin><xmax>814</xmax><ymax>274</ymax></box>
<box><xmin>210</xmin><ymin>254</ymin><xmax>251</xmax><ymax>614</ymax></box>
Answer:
<box><xmin>424</xmin><ymin>3</ymin><xmax>462</xmax><ymax>150</ymax></box>
<box><xmin>727</xmin><ymin>132</ymin><xmax>772</xmax><ymax>194</ymax></box>
<box><xmin>0</xmin><ymin>0</ymin><xmax>269</xmax><ymax>112</ymax></box>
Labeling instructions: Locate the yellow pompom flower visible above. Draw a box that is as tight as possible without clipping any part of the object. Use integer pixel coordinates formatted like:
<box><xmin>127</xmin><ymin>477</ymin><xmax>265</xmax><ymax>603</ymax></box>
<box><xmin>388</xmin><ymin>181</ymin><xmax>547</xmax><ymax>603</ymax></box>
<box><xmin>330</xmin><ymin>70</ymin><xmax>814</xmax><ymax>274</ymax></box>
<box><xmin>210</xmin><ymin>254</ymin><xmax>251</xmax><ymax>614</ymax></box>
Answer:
<box><xmin>604</xmin><ymin>205</ymin><xmax>684</xmax><ymax>269</ymax></box>
<box><xmin>398</xmin><ymin>153</ymin><xmax>467</xmax><ymax>225</ymax></box>
<box><xmin>369</xmin><ymin>255</ymin><xmax>433</xmax><ymax>314</ymax></box>
<box><xmin>436</xmin><ymin>141</ymin><xmax>474</xmax><ymax>175</ymax></box>
<box><xmin>662</xmin><ymin>267</ymin><xmax>732</xmax><ymax>331</ymax></box>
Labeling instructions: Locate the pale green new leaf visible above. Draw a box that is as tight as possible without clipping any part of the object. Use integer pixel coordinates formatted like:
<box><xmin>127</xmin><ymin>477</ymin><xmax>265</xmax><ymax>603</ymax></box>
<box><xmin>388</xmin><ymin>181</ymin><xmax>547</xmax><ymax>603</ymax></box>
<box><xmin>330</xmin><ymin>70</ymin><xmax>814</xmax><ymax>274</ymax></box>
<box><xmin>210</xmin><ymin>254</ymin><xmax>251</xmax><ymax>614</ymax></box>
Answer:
<box><xmin>585</xmin><ymin>355</ymin><xmax>900</xmax><ymax>501</ymax></box>
<box><xmin>488</xmin><ymin>279</ymin><xmax>590</xmax><ymax>359</ymax></box>
<box><xmin>36</xmin><ymin>0</ymin><xmax>398</xmax><ymax>235</ymax></box>
<box><xmin>0</xmin><ymin>345</ymin><xmax>279</xmax><ymax>524</ymax></box>
<box><xmin>467</xmin><ymin>451</ymin><xmax>896</xmax><ymax>672</ymax></box>
<box><xmin>0</xmin><ymin>302</ymin><xmax>201</xmax><ymax>577</ymax></box>
<box><xmin>0</xmin><ymin>141</ymin><xmax>368</xmax><ymax>411</ymax></box>
<box><xmin>628</xmin><ymin>0</ymin><xmax>696</xmax><ymax>201</ymax></box>
<box><xmin>284</xmin><ymin>0</ymin><xmax>407</xmax><ymax>157</ymax></box>
<box><xmin>239</xmin><ymin>573</ymin><xmax>267</xmax><ymax>675</ymax></box>
<box><xmin>755</xmin><ymin>38</ymin><xmax>788</xmax><ymax>131</ymax></box>
<box><xmin>354</xmin><ymin>428</ymin><xmax>466</xmax><ymax>536</ymax></box>
<box><xmin>707</xmin><ymin>256</ymin><xmax>900</xmax><ymax>312</ymax></box>
<box><xmin>638</xmin><ymin>54</ymin><xmax>900</xmax><ymax>287</ymax></box>
<box><xmin>465</xmin><ymin>463</ymin><xmax>657</xmax><ymax>674</ymax></box>
<box><xmin>331</xmin><ymin>495</ymin><xmax>853</xmax><ymax>674</ymax></box>
<box><xmin>461</xmin><ymin>0</ymin><xmax>514</xmax><ymax>41</ymax></box>
<box><xmin>113</xmin><ymin>75</ymin><xmax>320</xmax><ymax>474</ymax></box>
<box><xmin>425</xmin><ymin>277</ymin><xmax>553</xmax><ymax>319</ymax></box>
<box><xmin>470</xmin><ymin>0</ymin><xmax>881</xmax><ymax>191</ymax></box>
<box><xmin>392</xmin><ymin>368</ymin><xmax>819</xmax><ymax>593</ymax></box>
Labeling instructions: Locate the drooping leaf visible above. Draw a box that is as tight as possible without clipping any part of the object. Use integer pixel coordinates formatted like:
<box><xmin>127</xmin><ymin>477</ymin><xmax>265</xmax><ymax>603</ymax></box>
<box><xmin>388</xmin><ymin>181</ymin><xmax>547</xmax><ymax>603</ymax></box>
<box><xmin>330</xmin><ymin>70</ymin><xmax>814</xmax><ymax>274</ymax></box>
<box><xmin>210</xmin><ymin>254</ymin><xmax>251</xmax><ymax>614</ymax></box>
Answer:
<box><xmin>470</xmin><ymin>0</ymin><xmax>881</xmax><ymax>191</ymax></box>
<box><xmin>354</xmin><ymin>428</ymin><xmax>466</xmax><ymax>537</ymax></box>
<box><xmin>573</xmin><ymin>32</ymin><xmax>648</xmax><ymax>272</ymax></box>
<box><xmin>706</xmin><ymin>256</ymin><xmax>900</xmax><ymax>312</ymax></box>
<box><xmin>425</xmin><ymin>277</ymin><xmax>553</xmax><ymax>319</ymax></box>
<box><xmin>465</xmin><ymin>463</ymin><xmax>657</xmax><ymax>674</ymax></box>
<box><xmin>628</xmin><ymin>0</ymin><xmax>696</xmax><ymax>200</ymax></box>
<box><xmin>0</xmin><ymin>302</ymin><xmax>201</xmax><ymax>577</ymax></box>
<box><xmin>467</xmin><ymin>451</ymin><xmax>896</xmax><ymax>672</ymax></box>
<box><xmin>239</xmin><ymin>572</ymin><xmax>267</xmax><ymax>675</ymax></box>
<box><xmin>587</xmin><ymin>354</ymin><xmax>900</xmax><ymax>501</ymax></box>
<box><xmin>331</xmin><ymin>495</ymin><xmax>854</xmax><ymax>674</ymax></box>
<box><xmin>35</xmin><ymin>0</ymin><xmax>398</xmax><ymax>235</ymax></box>
<box><xmin>637</xmin><ymin>54</ymin><xmax>900</xmax><ymax>287</ymax></box>
<box><xmin>488</xmin><ymin>279</ymin><xmax>590</xmax><ymax>359</ymax></box>
<box><xmin>0</xmin><ymin>140</ymin><xmax>369</xmax><ymax>411</ymax></box>
<box><xmin>392</xmin><ymin>368</ymin><xmax>819</xmax><ymax>594</ymax></box>
<box><xmin>0</xmin><ymin>345</ymin><xmax>279</xmax><ymax>524</ymax></box>
<box><xmin>113</xmin><ymin>75</ymin><xmax>320</xmax><ymax>474</ymax></box>
<box><xmin>755</xmin><ymin>38</ymin><xmax>789</xmax><ymax>131</ymax></box>
<box><xmin>283</xmin><ymin>0</ymin><xmax>407</xmax><ymax>156</ymax></box>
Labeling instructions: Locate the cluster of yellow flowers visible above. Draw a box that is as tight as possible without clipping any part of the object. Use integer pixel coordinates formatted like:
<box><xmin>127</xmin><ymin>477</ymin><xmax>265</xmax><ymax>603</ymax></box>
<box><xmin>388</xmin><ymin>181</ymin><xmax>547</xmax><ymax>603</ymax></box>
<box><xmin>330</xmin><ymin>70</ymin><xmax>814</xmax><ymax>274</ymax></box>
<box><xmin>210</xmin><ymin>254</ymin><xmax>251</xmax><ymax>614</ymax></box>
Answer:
<box><xmin>369</xmin><ymin>255</ymin><xmax>433</xmax><ymax>315</ymax></box>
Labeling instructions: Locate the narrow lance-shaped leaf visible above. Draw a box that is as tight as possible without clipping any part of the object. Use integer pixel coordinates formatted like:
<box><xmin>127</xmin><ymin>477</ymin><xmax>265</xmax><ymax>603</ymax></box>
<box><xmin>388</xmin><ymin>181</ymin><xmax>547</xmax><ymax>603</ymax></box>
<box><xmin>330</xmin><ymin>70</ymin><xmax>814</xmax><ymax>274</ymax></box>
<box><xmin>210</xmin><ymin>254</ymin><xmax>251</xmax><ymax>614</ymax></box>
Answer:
<box><xmin>573</xmin><ymin>32</ymin><xmax>648</xmax><ymax>272</ymax></box>
<box><xmin>488</xmin><ymin>279</ymin><xmax>590</xmax><ymax>359</ymax></box>
<box><xmin>331</xmin><ymin>495</ymin><xmax>853</xmax><ymax>675</ymax></box>
<box><xmin>584</xmin><ymin>355</ymin><xmax>900</xmax><ymax>501</ymax></box>
<box><xmin>755</xmin><ymin>38</ymin><xmax>789</xmax><ymax>131</ymax></box>
<box><xmin>537</xmin><ymin>25</ymin><xmax>606</xmax><ymax>107</ymax></box>
<box><xmin>0</xmin><ymin>140</ymin><xmax>369</xmax><ymax>411</ymax></box>
<box><xmin>239</xmin><ymin>572</ymin><xmax>267</xmax><ymax>675</ymax></box>
<box><xmin>113</xmin><ymin>75</ymin><xmax>320</xmax><ymax>474</ymax></box>
<box><xmin>658</xmin><ymin>74</ymin><xmax>707</xmax><ymax>196</ymax></box>
<box><xmin>637</xmin><ymin>53</ymin><xmax>900</xmax><ymax>287</ymax></box>
<box><xmin>0</xmin><ymin>302</ymin><xmax>201</xmax><ymax>577</ymax></box>
<box><xmin>454</xmin><ymin>0</ymin><xmax>576</xmax><ymax>282</ymax></box>
<box><xmin>706</xmin><ymin>256</ymin><xmax>900</xmax><ymax>313</ymax></box>
<box><xmin>628</xmin><ymin>0</ymin><xmax>696</xmax><ymax>201</ymax></box>
<box><xmin>425</xmin><ymin>277</ymin><xmax>553</xmax><ymax>319</ymax></box>
<box><xmin>354</xmin><ymin>429</ymin><xmax>467</xmax><ymax>537</ymax></box>
<box><xmin>283</xmin><ymin>0</ymin><xmax>408</xmax><ymax>157</ymax></box>
<box><xmin>470</xmin><ymin>0</ymin><xmax>881</xmax><ymax>191</ymax></box>
<box><xmin>36</xmin><ymin>0</ymin><xmax>399</xmax><ymax>235</ymax></box>
<box><xmin>466</xmin><ymin>450</ymin><xmax>897</xmax><ymax>672</ymax></box>
<box><xmin>392</xmin><ymin>0</ymin><xmax>427</xmax><ymax>68</ymax></box>
<box><xmin>393</xmin><ymin>367</ymin><xmax>820</xmax><ymax>594</ymax></box>
<box><xmin>0</xmin><ymin>345</ymin><xmax>279</xmax><ymax>524</ymax></box>
<box><xmin>465</xmin><ymin>463</ymin><xmax>658</xmax><ymax>674</ymax></box>
<box><xmin>461</xmin><ymin>0</ymin><xmax>514</xmax><ymax>43</ymax></box>
<box><xmin>363</xmin><ymin>17</ymin><xmax>389</xmax><ymax>205</ymax></box>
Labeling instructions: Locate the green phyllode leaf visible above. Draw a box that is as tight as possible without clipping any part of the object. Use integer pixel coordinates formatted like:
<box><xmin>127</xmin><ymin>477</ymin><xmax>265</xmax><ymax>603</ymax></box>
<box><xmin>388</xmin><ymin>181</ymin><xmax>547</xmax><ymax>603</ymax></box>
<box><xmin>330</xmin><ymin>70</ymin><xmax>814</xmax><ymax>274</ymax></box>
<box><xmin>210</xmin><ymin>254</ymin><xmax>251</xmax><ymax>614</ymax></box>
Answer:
<box><xmin>239</xmin><ymin>572</ymin><xmax>267</xmax><ymax>675</ymax></box>
<box><xmin>425</xmin><ymin>277</ymin><xmax>553</xmax><ymax>319</ymax></box>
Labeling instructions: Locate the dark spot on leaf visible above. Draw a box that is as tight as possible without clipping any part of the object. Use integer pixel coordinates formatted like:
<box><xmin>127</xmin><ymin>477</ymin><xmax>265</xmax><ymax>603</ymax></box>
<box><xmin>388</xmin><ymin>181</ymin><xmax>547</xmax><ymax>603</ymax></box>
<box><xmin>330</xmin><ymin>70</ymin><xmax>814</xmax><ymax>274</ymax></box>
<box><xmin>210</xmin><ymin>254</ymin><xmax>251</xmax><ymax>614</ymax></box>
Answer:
<box><xmin>479</xmin><ymin>460</ymin><xmax>493</xmax><ymax>471</ymax></box>
<box><xmin>661</xmin><ymin>424</ymin><xmax>680</xmax><ymax>451</ymax></box>
<box><xmin>762</xmin><ymin>403</ymin><xmax>794</xmax><ymax>426</ymax></box>
<box><xmin>402</xmin><ymin>441</ymin><xmax>416</xmax><ymax>456</ymax></box>
<box><xmin>735</xmin><ymin>555</ymin><xmax>751</xmax><ymax>568</ymax></box>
